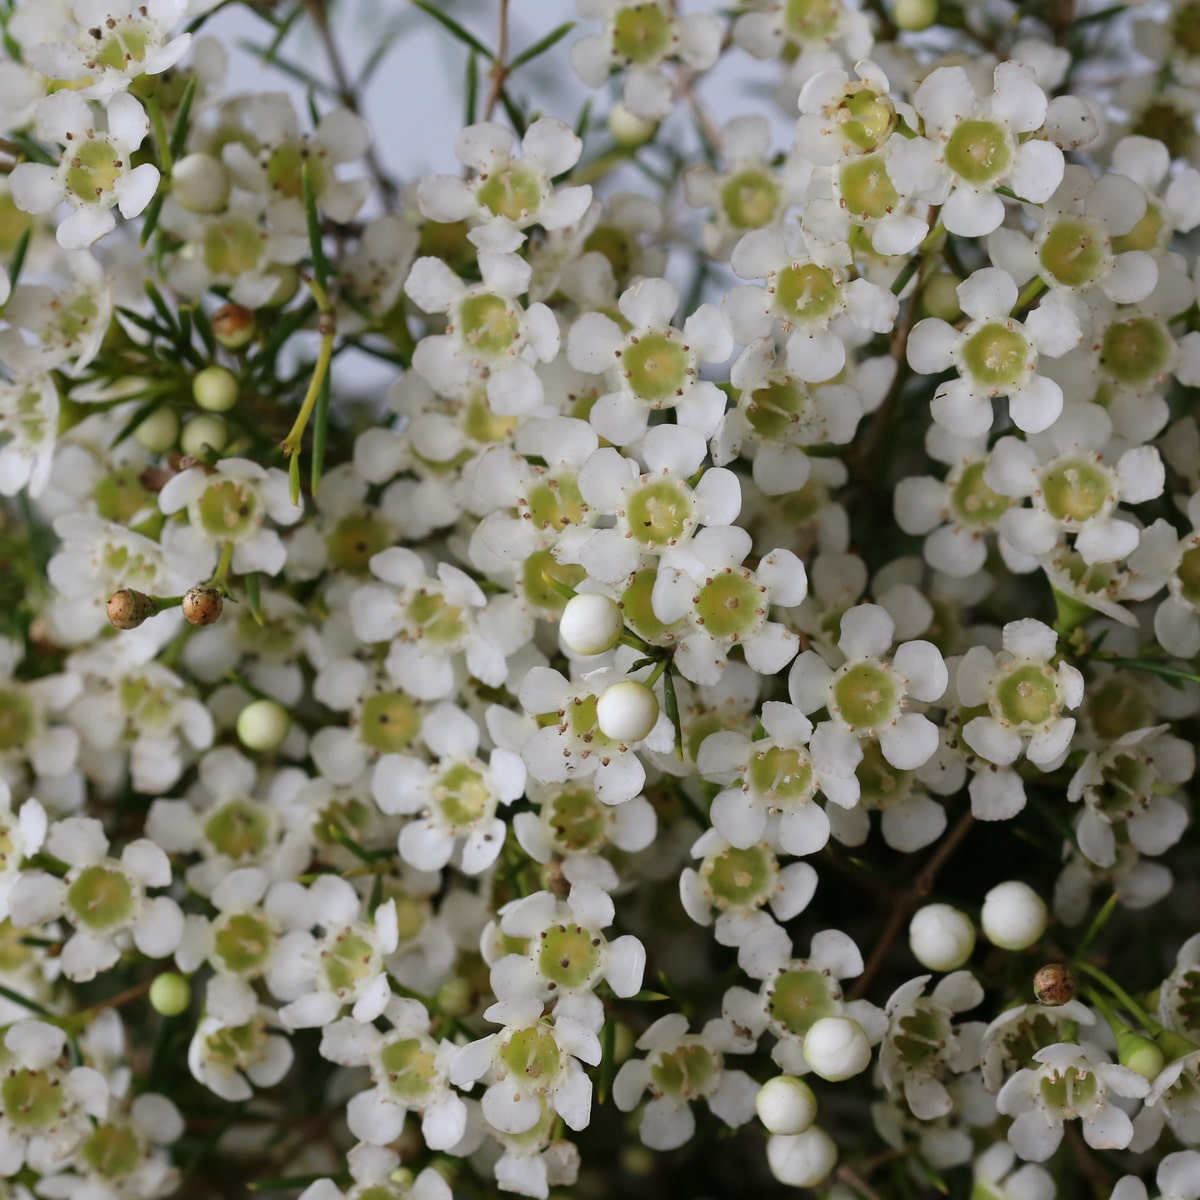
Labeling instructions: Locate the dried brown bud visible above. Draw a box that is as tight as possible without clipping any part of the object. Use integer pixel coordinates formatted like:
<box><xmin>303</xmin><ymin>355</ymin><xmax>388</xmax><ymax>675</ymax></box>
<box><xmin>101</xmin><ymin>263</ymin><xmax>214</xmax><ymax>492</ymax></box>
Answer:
<box><xmin>182</xmin><ymin>585</ymin><xmax>224</xmax><ymax>627</ymax></box>
<box><xmin>1033</xmin><ymin>963</ymin><xmax>1077</xmax><ymax>1007</ymax></box>
<box><xmin>211</xmin><ymin>303</ymin><xmax>255</xmax><ymax>349</ymax></box>
<box><xmin>107</xmin><ymin>589</ymin><xmax>156</xmax><ymax>630</ymax></box>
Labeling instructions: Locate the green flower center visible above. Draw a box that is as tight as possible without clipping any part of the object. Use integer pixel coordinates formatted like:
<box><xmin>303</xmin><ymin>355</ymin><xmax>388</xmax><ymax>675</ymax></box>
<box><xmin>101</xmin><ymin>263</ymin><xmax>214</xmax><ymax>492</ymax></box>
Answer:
<box><xmin>1039</xmin><ymin>219</ymin><xmax>1108</xmax><ymax>288</ymax></box>
<box><xmin>1086</xmin><ymin>676</ymin><xmax>1152</xmax><ymax>741</ymax></box>
<box><xmin>407</xmin><ymin>589</ymin><xmax>466</xmax><ymax>646</ymax></box>
<box><xmin>695</xmin><ymin>571</ymin><xmax>763</xmax><ymax>640</ymax></box>
<box><xmin>612</xmin><ymin>3</ymin><xmax>672</xmax><ymax>64</ymax></box>
<box><xmin>0</xmin><ymin>192</ymin><xmax>33</xmax><ymax>257</ymax></box>
<box><xmin>623</xmin><ymin>333</ymin><xmax>690</xmax><ymax>402</ymax></box>
<box><xmin>214</xmin><ymin>912</ymin><xmax>274</xmax><ymax>975</ymax></box>
<box><xmin>525</xmin><ymin>474</ymin><xmax>587</xmax><ymax>532</ymax></box>
<box><xmin>464</xmin><ymin>392</ymin><xmax>520</xmax><ymax>445</ymax></box>
<box><xmin>745</xmin><ymin>378</ymin><xmax>810</xmax><ymax>440</ymax></box>
<box><xmin>839</xmin><ymin>154</ymin><xmax>899</xmax><ymax>219</ymax></box>
<box><xmin>537</xmin><ymin>922</ymin><xmax>603</xmax><ymax>989</ymax></box>
<box><xmin>0</xmin><ymin>690</ymin><xmax>34</xmax><ymax>752</ymax></box>
<box><xmin>855</xmin><ymin>740</ymin><xmax>913</xmax><ymax>808</ymax></box>
<box><xmin>1039</xmin><ymin>1065</ymin><xmax>1098</xmax><ymax>1113</ymax></box>
<box><xmin>67</xmin><ymin>866</ymin><xmax>135</xmax><ymax>930</ymax></box>
<box><xmin>2</xmin><ymin>1068</ymin><xmax>62</xmax><ymax>1128</ymax></box>
<box><xmin>203</xmin><ymin>217</ymin><xmax>265</xmax><ymax>276</ymax></box>
<box><xmin>265</xmin><ymin>144</ymin><xmax>325</xmax><ymax>200</ymax></box>
<box><xmin>360</xmin><ymin>692</ymin><xmax>420</xmax><ymax>753</ymax></box>
<box><xmin>435</xmin><ymin>762</ymin><xmax>491</xmax><ymax>828</ymax></box>
<box><xmin>1095</xmin><ymin>751</ymin><xmax>1153</xmax><ymax>818</ymax></box>
<box><xmin>1112</xmin><ymin>203</ymin><xmax>1163</xmax><ymax>255</ymax></box>
<box><xmin>774</xmin><ymin>262</ymin><xmax>840</xmax><ymax>325</ymax></box>
<box><xmin>1100</xmin><ymin>316</ymin><xmax>1171</xmax><ymax>386</ymax></box>
<box><xmin>522</xmin><ymin>550</ymin><xmax>585</xmax><ymax>614</ymax></box>
<box><xmin>621</xmin><ymin>567</ymin><xmax>675</xmax><ymax>641</ymax></box>
<box><xmin>961</xmin><ymin>322</ymin><xmax>1029</xmax><ymax>390</ymax></box>
<box><xmin>625</xmin><ymin>478</ymin><xmax>694</xmax><ymax>545</ymax></box>
<box><xmin>117</xmin><ymin>674</ymin><xmax>173</xmax><ymax>725</ymax></box>
<box><xmin>477</xmin><ymin>164</ymin><xmax>542</xmax><ymax>222</ymax></box>
<box><xmin>95</xmin><ymin>465</ymin><xmax>152</xmax><ymax>524</ymax></box>
<box><xmin>833</xmin><ymin>661</ymin><xmax>899</xmax><ymax>730</ymax></box>
<box><xmin>328</xmin><ymin>513</ymin><xmax>392</xmax><ymax>574</ymax></box>
<box><xmin>204</xmin><ymin>800</ymin><xmax>271</xmax><ymax>860</ymax></box>
<box><xmin>94</xmin><ymin>23</ymin><xmax>152</xmax><ymax>71</ymax></box>
<box><xmin>945</xmin><ymin>119</ymin><xmax>1012</xmax><ymax>186</ymax></box>
<box><xmin>379</xmin><ymin>1036</ymin><xmax>439</xmax><ymax>1102</ymax></box>
<box><xmin>459</xmin><ymin>293</ymin><xmax>520</xmax><ymax>358</ymax></box>
<box><xmin>767</xmin><ymin>966</ymin><xmax>840</xmax><ymax>1037</ymax></box>
<box><xmin>649</xmin><ymin>1041</ymin><xmax>716</xmax><ymax>1098</ymax></box>
<box><xmin>546</xmin><ymin>789</ymin><xmax>608</xmax><ymax>853</ymax></box>
<box><xmin>65</xmin><ymin>139</ymin><xmax>124</xmax><ymax>202</ymax></box>
<box><xmin>950</xmin><ymin>460</ymin><xmax>1011</xmax><ymax>526</ymax></box>
<box><xmin>720</xmin><ymin>168</ymin><xmax>780</xmax><ymax>230</ymax></box>
<box><xmin>993</xmin><ymin>663</ymin><xmax>1059</xmax><ymax>726</ymax></box>
<box><xmin>196</xmin><ymin>478</ymin><xmax>261</xmax><ymax>540</ymax></box>
<box><xmin>82</xmin><ymin>1123</ymin><xmax>141</xmax><ymax>1178</ymax></box>
<box><xmin>1040</xmin><ymin>458</ymin><xmax>1112</xmax><ymax>523</ymax></box>
<box><xmin>1178</xmin><ymin>545</ymin><xmax>1200</xmax><ymax>607</ymax></box>
<box><xmin>747</xmin><ymin>744</ymin><xmax>815</xmax><ymax>807</ymax></box>
<box><xmin>893</xmin><ymin>1005</ymin><xmax>947</xmax><ymax>1069</ymax></box>
<box><xmin>837</xmin><ymin>88</ymin><xmax>896</xmax><ymax>152</ymax></box>
<box><xmin>205</xmin><ymin>1020</ymin><xmax>265</xmax><ymax>1070</ymax></box>
<box><xmin>499</xmin><ymin>1024</ymin><xmax>562</xmax><ymax>1084</ymax></box>
<box><xmin>323</xmin><ymin>929</ymin><xmax>376</xmax><ymax>993</ymax></box>
<box><xmin>784</xmin><ymin>0</ymin><xmax>839</xmax><ymax>39</ymax></box>
<box><xmin>704</xmin><ymin>843</ymin><xmax>777</xmax><ymax>911</ymax></box>
<box><xmin>583</xmin><ymin>225</ymin><xmax>636</xmax><ymax>285</ymax></box>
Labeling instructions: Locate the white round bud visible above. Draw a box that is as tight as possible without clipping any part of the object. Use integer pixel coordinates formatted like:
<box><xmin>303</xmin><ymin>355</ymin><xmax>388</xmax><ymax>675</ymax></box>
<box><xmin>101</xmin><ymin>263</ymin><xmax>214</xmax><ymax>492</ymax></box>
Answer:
<box><xmin>608</xmin><ymin>102</ymin><xmax>658</xmax><ymax>147</ymax></box>
<box><xmin>802</xmin><ymin>1016</ymin><xmax>871</xmax><ymax>1082</ymax></box>
<box><xmin>766</xmin><ymin>1127</ymin><xmax>837</xmax><ymax>1188</ymax></box>
<box><xmin>909</xmin><ymin>903</ymin><xmax>976</xmax><ymax>972</ymax></box>
<box><xmin>595</xmin><ymin>681</ymin><xmax>659</xmax><ymax>743</ymax></box>
<box><xmin>981</xmin><ymin>880</ymin><xmax>1048</xmax><ymax>951</ymax></box>
<box><xmin>193</xmin><ymin>365</ymin><xmax>239</xmax><ymax>413</ymax></box>
<box><xmin>171</xmin><ymin>153</ymin><xmax>231</xmax><ymax>214</ymax></box>
<box><xmin>237</xmin><ymin>699</ymin><xmax>291</xmax><ymax>752</ymax></box>
<box><xmin>756</xmin><ymin>1076</ymin><xmax>817</xmax><ymax>1135</ymax></box>
<box><xmin>133</xmin><ymin>405</ymin><xmax>179</xmax><ymax>453</ymax></box>
<box><xmin>181</xmin><ymin>415</ymin><xmax>228</xmax><ymax>458</ymax></box>
<box><xmin>893</xmin><ymin>0</ymin><xmax>938</xmax><ymax>31</ymax></box>
<box><xmin>560</xmin><ymin>594</ymin><xmax>625</xmax><ymax>656</ymax></box>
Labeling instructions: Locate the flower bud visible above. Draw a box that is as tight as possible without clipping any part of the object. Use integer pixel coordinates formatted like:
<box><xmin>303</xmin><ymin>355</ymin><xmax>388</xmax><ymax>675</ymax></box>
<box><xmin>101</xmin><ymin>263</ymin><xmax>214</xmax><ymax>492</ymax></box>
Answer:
<box><xmin>149</xmin><ymin>972</ymin><xmax>192</xmax><ymax>1016</ymax></box>
<box><xmin>1033</xmin><ymin>963</ymin><xmax>1076</xmax><ymax>1006</ymax></box>
<box><xmin>181</xmin><ymin>415</ymin><xmax>229</xmax><ymax>458</ymax></box>
<box><xmin>560</xmin><ymin>594</ymin><xmax>624</xmax><ymax>656</ymax></box>
<box><xmin>1116</xmin><ymin>1027</ymin><xmax>1165</xmax><ymax>1081</ymax></box>
<box><xmin>893</xmin><ymin>0</ymin><xmax>938</xmax><ymax>31</ymax></box>
<box><xmin>596</xmin><ymin>680</ymin><xmax>659</xmax><ymax>743</ymax></box>
<box><xmin>756</xmin><ymin>1075</ymin><xmax>817</xmax><ymax>1135</ymax></box>
<box><xmin>192</xmin><ymin>365</ymin><xmax>239</xmax><ymax>413</ymax></box>
<box><xmin>921</xmin><ymin>272</ymin><xmax>961</xmax><ymax>320</ymax></box>
<box><xmin>981</xmin><ymin>880</ymin><xmax>1048</xmax><ymax>951</ymax></box>
<box><xmin>766</xmin><ymin>1127</ymin><xmax>837</xmax><ymax>1188</ymax></box>
<box><xmin>608</xmin><ymin>102</ymin><xmax>658</xmax><ymax>147</ymax></box>
<box><xmin>909</xmin><ymin>903</ymin><xmax>976</xmax><ymax>972</ymax></box>
<box><xmin>107</xmin><ymin>589</ymin><xmax>156</xmax><ymax>630</ymax></box>
<box><xmin>1157</xmin><ymin>1029</ymin><xmax>1200</xmax><ymax>1062</ymax></box>
<box><xmin>212</xmin><ymin>304</ymin><xmax>255</xmax><ymax>349</ymax></box>
<box><xmin>182</xmin><ymin>585</ymin><xmax>224</xmax><ymax>627</ymax></box>
<box><xmin>435</xmin><ymin>976</ymin><xmax>473</xmax><ymax>1019</ymax></box>
<box><xmin>171</xmin><ymin>152</ymin><xmax>231</xmax><ymax>213</ymax></box>
<box><xmin>803</xmin><ymin>1016</ymin><xmax>872</xmax><ymax>1082</ymax></box>
<box><xmin>237</xmin><ymin>698</ymin><xmax>291</xmax><ymax>752</ymax></box>
<box><xmin>133</xmin><ymin>405</ymin><xmax>179</xmax><ymax>453</ymax></box>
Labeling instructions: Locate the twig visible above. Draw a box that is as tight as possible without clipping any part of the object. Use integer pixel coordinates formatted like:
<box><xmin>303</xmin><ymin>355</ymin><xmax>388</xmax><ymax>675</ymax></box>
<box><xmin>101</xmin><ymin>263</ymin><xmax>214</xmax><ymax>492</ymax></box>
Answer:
<box><xmin>483</xmin><ymin>0</ymin><xmax>510</xmax><ymax>120</ymax></box>
<box><xmin>849</xmin><ymin>809</ymin><xmax>975</xmax><ymax>1000</ymax></box>
<box><xmin>303</xmin><ymin>0</ymin><xmax>399</xmax><ymax>211</ymax></box>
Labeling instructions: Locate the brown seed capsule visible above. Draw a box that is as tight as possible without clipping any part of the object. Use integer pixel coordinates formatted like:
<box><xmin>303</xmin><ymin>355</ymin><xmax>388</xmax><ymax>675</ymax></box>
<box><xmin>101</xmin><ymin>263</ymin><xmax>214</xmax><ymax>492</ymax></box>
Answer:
<box><xmin>1033</xmin><ymin>963</ymin><xmax>1077</xmax><ymax>1007</ymax></box>
<box><xmin>211</xmin><ymin>303</ymin><xmax>255</xmax><ymax>349</ymax></box>
<box><xmin>107</xmin><ymin>589</ymin><xmax>156</xmax><ymax>630</ymax></box>
<box><xmin>182</xmin><ymin>585</ymin><xmax>224</xmax><ymax>627</ymax></box>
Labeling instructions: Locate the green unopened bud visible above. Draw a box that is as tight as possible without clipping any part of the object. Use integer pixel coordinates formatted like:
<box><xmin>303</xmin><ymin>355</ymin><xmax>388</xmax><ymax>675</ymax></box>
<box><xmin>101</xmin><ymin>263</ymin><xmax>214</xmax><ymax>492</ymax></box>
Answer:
<box><xmin>133</xmin><ymin>406</ymin><xmax>179</xmax><ymax>453</ymax></box>
<box><xmin>893</xmin><ymin>0</ymin><xmax>938</xmax><ymax>31</ymax></box>
<box><xmin>435</xmin><ymin>976</ymin><xmax>473</xmax><ymax>1018</ymax></box>
<box><xmin>237</xmin><ymin>698</ymin><xmax>291</xmax><ymax>752</ymax></box>
<box><xmin>1117</xmin><ymin>1027</ymin><xmax>1164</xmax><ymax>1080</ymax></box>
<box><xmin>107</xmin><ymin>589</ymin><xmax>157</xmax><ymax>630</ymax></box>
<box><xmin>211</xmin><ymin>304</ymin><xmax>255</xmax><ymax>349</ymax></box>
<box><xmin>180</xmin><ymin>414</ymin><xmax>228</xmax><ymax>458</ymax></box>
<box><xmin>1157</xmin><ymin>1029</ymin><xmax>1200</xmax><ymax>1063</ymax></box>
<box><xmin>149</xmin><ymin>972</ymin><xmax>192</xmax><ymax>1016</ymax></box>
<box><xmin>193</xmin><ymin>365</ymin><xmax>239</xmax><ymax>413</ymax></box>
